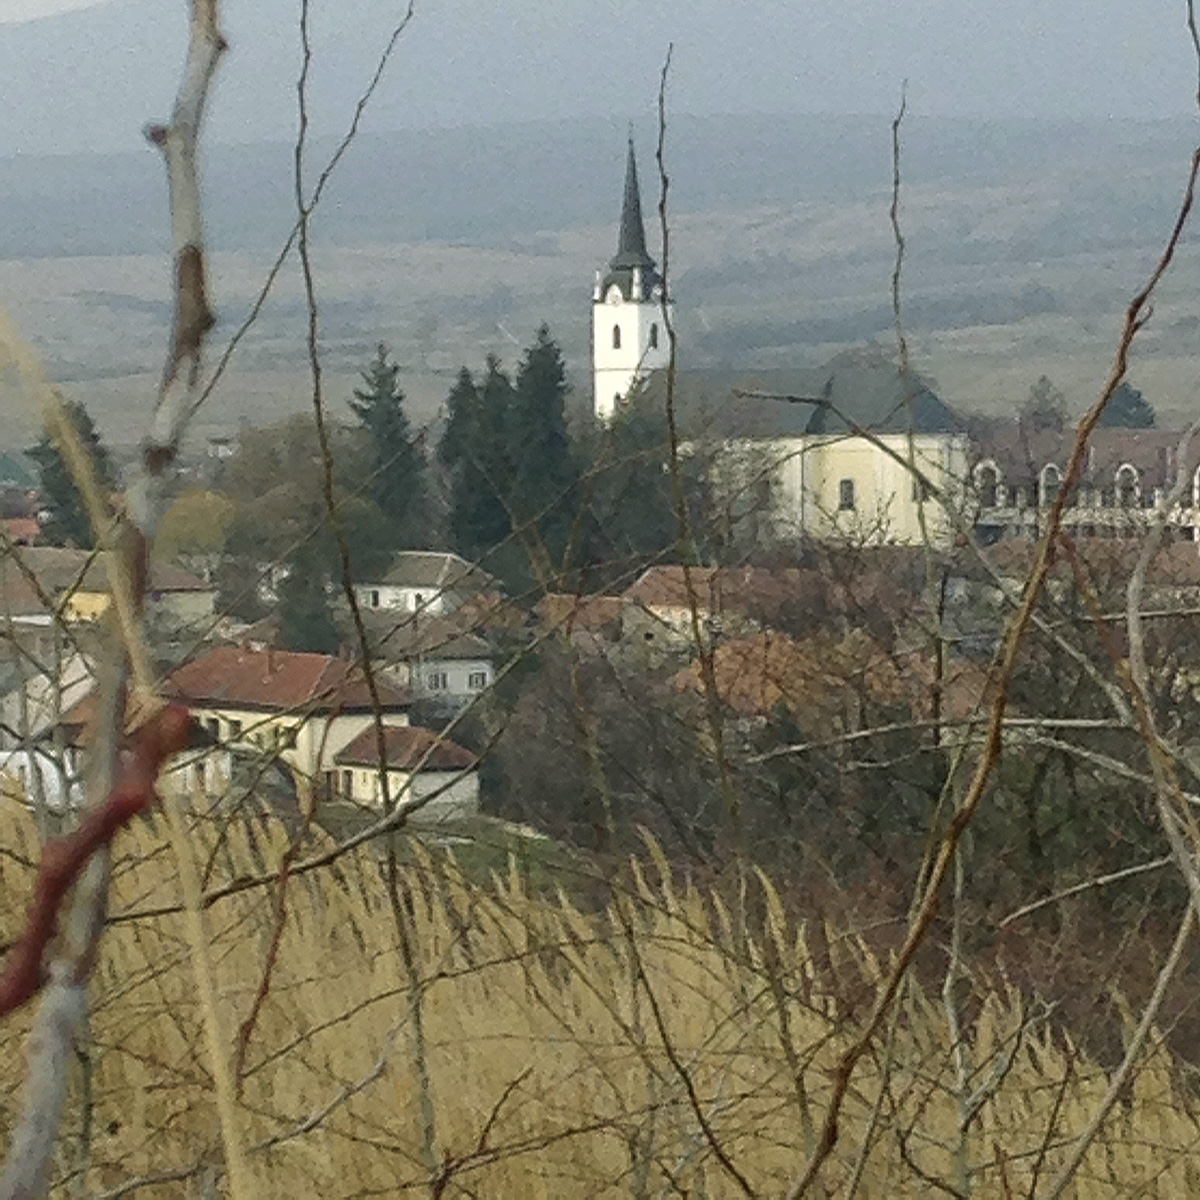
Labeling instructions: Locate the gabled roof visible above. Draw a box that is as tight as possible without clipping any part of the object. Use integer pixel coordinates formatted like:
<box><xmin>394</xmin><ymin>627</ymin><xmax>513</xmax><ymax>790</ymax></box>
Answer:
<box><xmin>537</xmin><ymin>593</ymin><xmax>627</xmax><ymax>631</ymax></box>
<box><xmin>167</xmin><ymin>646</ymin><xmax>408</xmax><ymax>712</ymax></box>
<box><xmin>350</xmin><ymin>611</ymin><xmax>494</xmax><ymax>662</ymax></box>
<box><xmin>0</xmin><ymin>561</ymin><xmax>53</xmax><ymax>618</ymax></box>
<box><xmin>674</xmin><ymin>629</ymin><xmax>992</xmax><ymax>723</ymax></box>
<box><xmin>979</xmin><ymin>537</ymin><xmax>1200</xmax><ymax>588</ymax></box>
<box><xmin>0</xmin><ymin>546</ymin><xmax>210</xmax><ymax>597</ymax></box>
<box><xmin>372</xmin><ymin>551</ymin><xmax>496</xmax><ymax>594</ymax></box>
<box><xmin>624</xmin><ymin>360</ymin><xmax>962</xmax><ymax>440</ymax></box>
<box><xmin>806</xmin><ymin>364</ymin><xmax>961</xmax><ymax>436</ymax></box>
<box><xmin>334</xmin><ymin>724</ymin><xmax>475</xmax><ymax>771</ymax></box>
<box><xmin>623</xmin><ymin>565</ymin><xmax>822</xmax><ymax>616</ymax></box>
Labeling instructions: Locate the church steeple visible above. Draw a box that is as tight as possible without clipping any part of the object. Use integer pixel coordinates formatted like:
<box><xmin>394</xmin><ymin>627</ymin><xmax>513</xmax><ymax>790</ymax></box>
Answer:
<box><xmin>591</xmin><ymin>133</ymin><xmax>671</xmax><ymax>423</ymax></box>
<box><xmin>611</xmin><ymin>137</ymin><xmax>653</xmax><ymax>271</ymax></box>
<box><xmin>597</xmin><ymin>137</ymin><xmax>661</xmax><ymax>304</ymax></box>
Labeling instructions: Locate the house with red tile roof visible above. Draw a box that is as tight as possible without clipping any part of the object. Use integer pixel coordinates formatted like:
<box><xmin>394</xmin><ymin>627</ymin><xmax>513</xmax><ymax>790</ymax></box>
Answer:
<box><xmin>57</xmin><ymin>646</ymin><xmax>479</xmax><ymax>819</ymax></box>
<box><xmin>162</xmin><ymin>645</ymin><xmax>410</xmax><ymax>791</ymax></box>
<box><xmin>333</xmin><ymin>725</ymin><xmax>478</xmax><ymax>819</ymax></box>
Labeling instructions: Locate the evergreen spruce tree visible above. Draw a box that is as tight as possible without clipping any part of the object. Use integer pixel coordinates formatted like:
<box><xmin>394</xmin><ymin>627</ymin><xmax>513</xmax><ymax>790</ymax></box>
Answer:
<box><xmin>278</xmin><ymin>543</ymin><xmax>339</xmax><ymax>653</ymax></box>
<box><xmin>1020</xmin><ymin>376</ymin><xmax>1068</xmax><ymax>433</ymax></box>
<box><xmin>438</xmin><ymin>360</ymin><xmax>512</xmax><ymax>561</ymax></box>
<box><xmin>581</xmin><ymin>383</ymin><xmax>705</xmax><ymax>583</ymax></box>
<box><xmin>349</xmin><ymin>344</ymin><xmax>426</xmax><ymax>546</ymax></box>
<box><xmin>1099</xmin><ymin>381</ymin><xmax>1156</xmax><ymax>428</ymax></box>
<box><xmin>509</xmin><ymin>325</ymin><xmax>578</xmax><ymax>564</ymax></box>
<box><xmin>28</xmin><ymin>400</ymin><xmax>116</xmax><ymax>548</ymax></box>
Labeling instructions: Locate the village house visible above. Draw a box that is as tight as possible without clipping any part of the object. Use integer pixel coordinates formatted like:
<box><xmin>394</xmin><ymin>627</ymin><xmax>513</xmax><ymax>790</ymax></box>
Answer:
<box><xmin>620</xmin><ymin>564</ymin><xmax>824</xmax><ymax>650</ymax></box>
<box><xmin>332</xmin><ymin>725</ymin><xmax>478</xmax><ymax>818</ymax></box>
<box><xmin>370</xmin><ymin>617</ymin><xmax>495</xmax><ymax>714</ymax></box>
<box><xmin>0</xmin><ymin>554</ymin><xmax>98</xmax><ymax>750</ymax></box>
<box><xmin>55</xmin><ymin>645</ymin><xmax>479</xmax><ymax>821</ymax></box>
<box><xmin>6</xmin><ymin>546</ymin><xmax>214</xmax><ymax>630</ymax></box>
<box><xmin>352</xmin><ymin>550</ymin><xmax>499</xmax><ymax>618</ymax></box>
<box><xmin>163</xmin><ymin>645</ymin><xmax>411</xmax><ymax>795</ymax></box>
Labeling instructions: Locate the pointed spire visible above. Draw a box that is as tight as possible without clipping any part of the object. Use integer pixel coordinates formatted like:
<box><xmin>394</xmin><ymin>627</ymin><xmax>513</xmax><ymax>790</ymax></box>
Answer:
<box><xmin>611</xmin><ymin>136</ymin><xmax>654</xmax><ymax>271</ymax></box>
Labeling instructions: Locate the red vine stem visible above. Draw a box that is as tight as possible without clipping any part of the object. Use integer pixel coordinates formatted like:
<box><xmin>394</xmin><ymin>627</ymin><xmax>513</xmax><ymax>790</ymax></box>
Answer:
<box><xmin>0</xmin><ymin>704</ymin><xmax>193</xmax><ymax>1017</ymax></box>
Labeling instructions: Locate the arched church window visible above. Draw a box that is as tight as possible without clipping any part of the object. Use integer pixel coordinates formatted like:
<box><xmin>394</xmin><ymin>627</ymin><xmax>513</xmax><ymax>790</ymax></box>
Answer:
<box><xmin>612</xmin><ymin>325</ymin><xmax>621</xmax><ymax>350</ymax></box>
<box><xmin>1115</xmin><ymin>464</ymin><xmax>1139</xmax><ymax>508</ymax></box>
<box><xmin>649</xmin><ymin>323</ymin><xmax>659</xmax><ymax>349</ymax></box>
<box><xmin>1039</xmin><ymin>464</ymin><xmax>1062</xmax><ymax>508</ymax></box>
<box><xmin>974</xmin><ymin>462</ymin><xmax>1000</xmax><ymax>508</ymax></box>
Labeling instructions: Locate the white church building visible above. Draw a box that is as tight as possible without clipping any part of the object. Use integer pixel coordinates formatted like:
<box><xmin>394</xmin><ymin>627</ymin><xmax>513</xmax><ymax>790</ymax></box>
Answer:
<box><xmin>588</xmin><ymin>140</ymin><xmax>968</xmax><ymax>549</ymax></box>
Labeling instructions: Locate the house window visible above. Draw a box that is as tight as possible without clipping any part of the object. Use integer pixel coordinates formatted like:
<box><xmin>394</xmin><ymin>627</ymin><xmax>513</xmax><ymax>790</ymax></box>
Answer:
<box><xmin>911</xmin><ymin>476</ymin><xmax>932</xmax><ymax>503</ymax></box>
<box><xmin>370</xmin><ymin>590</ymin><xmax>380</xmax><ymax>608</ymax></box>
<box><xmin>427</xmin><ymin>671</ymin><xmax>449</xmax><ymax>691</ymax></box>
<box><xmin>341</xmin><ymin>769</ymin><xmax>353</xmax><ymax>797</ymax></box>
<box><xmin>612</xmin><ymin>324</ymin><xmax>621</xmax><ymax>350</ymax></box>
<box><xmin>838</xmin><ymin>479</ymin><xmax>856</xmax><ymax>511</ymax></box>
<box><xmin>468</xmin><ymin>671</ymin><xmax>488</xmax><ymax>690</ymax></box>
<box><xmin>277</xmin><ymin>725</ymin><xmax>297</xmax><ymax>750</ymax></box>
<box><xmin>227</xmin><ymin>719</ymin><xmax>243</xmax><ymax>741</ymax></box>
<box><xmin>649</xmin><ymin>322</ymin><xmax>659</xmax><ymax>349</ymax></box>
<box><xmin>413</xmin><ymin>592</ymin><xmax>424</xmax><ymax>609</ymax></box>
<box><xmin>205</xmin><ymin>717</ymin><xmax>219</xmax><ymax>742</ymax></box>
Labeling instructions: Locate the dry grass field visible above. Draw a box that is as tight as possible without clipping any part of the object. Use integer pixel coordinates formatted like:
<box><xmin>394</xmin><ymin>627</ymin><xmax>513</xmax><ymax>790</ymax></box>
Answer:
<box><xmin>2</xmin><ymin>801</ymin><xmax>1197</xmax><ymax>1197</ymax></box>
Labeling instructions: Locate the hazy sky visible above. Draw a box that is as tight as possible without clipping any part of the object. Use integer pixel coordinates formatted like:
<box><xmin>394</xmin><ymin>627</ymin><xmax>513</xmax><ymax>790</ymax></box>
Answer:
<box><xmin>1</xmin><ymin>0</ymin><xmax>1199</xmax><ymax>155</ymax></box>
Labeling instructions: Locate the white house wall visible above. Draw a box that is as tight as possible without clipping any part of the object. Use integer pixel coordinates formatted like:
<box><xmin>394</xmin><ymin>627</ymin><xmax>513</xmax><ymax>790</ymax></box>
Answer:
<box><xmin>355</xmin><ymin>584</ymin><xmax>454</xmax><ymax>616</ymax></box>
<box><xmin>414</xmin><ymin>657</ymin><xmax>494</xmax><ymax>701</ymax></box>
<box><xmin>0</xmin><ymin>650</ymin><xmax>95</xmax><ymax>749</ymax></box>
<box><xmin>188</xmin><ymin>705</ymin><xmax>409</xmax><ymax>786</ymax></box>
<box><xmin>341</xmin><ymin>764</ymin><xmax>479</xmax><ymax>822</ymax></box>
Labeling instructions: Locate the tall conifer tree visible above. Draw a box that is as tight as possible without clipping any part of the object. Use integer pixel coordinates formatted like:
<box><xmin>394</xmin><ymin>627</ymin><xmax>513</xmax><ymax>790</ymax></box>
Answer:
<box><xmin>349</xmin><ymin>343</ymin><xmax>426</xmax><ymax>546</ymax></box>
<box><xmin>438</xmin><ymin>361</ymin><xmax>511</xmax><ymax>561</ymax></box>
<box><xmin>28</xmin><ymin>400</ymin><xmax>116</xmax><ymax>548</ymax></box>
<box><xmin>278</xmin><ymin>542</ymin><xmax>339</xmax><ymax>653</ymax></box>
<box><xmin>510</xmin><ymin>325</ymin><xmax>578</xmax><ymax>564</ymax></box>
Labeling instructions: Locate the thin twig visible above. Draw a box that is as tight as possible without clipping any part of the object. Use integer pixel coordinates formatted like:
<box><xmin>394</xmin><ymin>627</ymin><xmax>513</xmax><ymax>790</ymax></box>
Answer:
<box><xmin>1041</xmin><ymin>903</ymin><xmax>1195</xmax><ymax>1200</ymax></box>
<box><xmin>784</xmin><ymin>130</ymin><xmax>1200</xmax><ymax>1200</ymax></box>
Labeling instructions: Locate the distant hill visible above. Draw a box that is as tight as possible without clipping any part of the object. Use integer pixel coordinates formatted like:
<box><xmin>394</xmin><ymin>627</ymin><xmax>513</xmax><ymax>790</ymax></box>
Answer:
<box><xmin>3</xmin><ymin>111</ymin><xmax>1200</xmax><ymax>449</ymax></box>
<box><xmin>0</xmin><ymin>111</ymin><xmax>1195</xmax><ymax>259</ymax></box>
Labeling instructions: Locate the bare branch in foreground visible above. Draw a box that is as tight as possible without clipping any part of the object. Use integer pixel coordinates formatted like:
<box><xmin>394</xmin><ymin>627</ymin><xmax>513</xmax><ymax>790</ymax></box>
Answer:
<box><xmin>0</xmin><ymin>4</ymin><xmax>230</xmax><ymax>1197</ymax></box>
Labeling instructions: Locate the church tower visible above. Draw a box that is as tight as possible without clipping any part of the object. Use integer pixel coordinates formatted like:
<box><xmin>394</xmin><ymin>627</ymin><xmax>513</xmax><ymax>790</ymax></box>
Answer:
<box><xmin>592</xmin><ymin>137</ymin><xmax>672</xmax><ymax>422</ymax></box>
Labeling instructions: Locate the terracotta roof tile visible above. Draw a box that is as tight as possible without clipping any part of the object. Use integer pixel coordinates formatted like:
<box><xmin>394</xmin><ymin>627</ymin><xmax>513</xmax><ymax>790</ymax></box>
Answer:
<box><xmin>675</xmin><ymin>630</ymin><xmax>991</xmax><ymax>725</ymax></box>
<box><xmin>167</xmin><ymin>646</ymin><xmax>408</xmax><ymax>712</ymax></box>
<box><xmin>537</xmin><ymin>593</ymin><xmax>626</xmax><ymax>631</ymax></box>
<box><xmin>983</xmin><ymin>537</ymin><xmax>1200</xmax><ymax>588</ymax></box>
<box><xmin>623</xmin><ymin>565</ymin><xmax>822</xmax><ymax>617</ymax></box>
<box><xmin>334</xmin><ymin>724</ymin><xmax>475</xmax><ymax>771</ymax></box>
